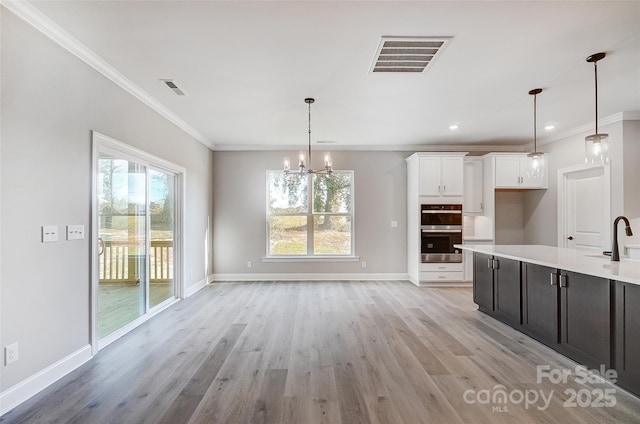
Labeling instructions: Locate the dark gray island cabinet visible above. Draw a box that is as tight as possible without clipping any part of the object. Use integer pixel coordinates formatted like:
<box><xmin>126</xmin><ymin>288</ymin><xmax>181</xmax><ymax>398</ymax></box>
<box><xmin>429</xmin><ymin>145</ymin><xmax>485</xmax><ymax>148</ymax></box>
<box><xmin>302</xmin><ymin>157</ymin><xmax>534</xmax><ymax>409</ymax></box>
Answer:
<box><xmin>473</xmin><ymin>252</ymin><xmax>521</xmax><ymax>327</ymax></box>
<box><xmin>469</xmin><ymin>249</ymin><xmax>640</xmax><ymax>397</ymax></box>
<box><xmin>522</xmin><ymin>264</ymin><xmax>611</xmax><ymax>369</ymax></box>
<box><xmin>615</xmin><ymin>281</ymin><xmax>640</xmax><ymax>396</ymax></box>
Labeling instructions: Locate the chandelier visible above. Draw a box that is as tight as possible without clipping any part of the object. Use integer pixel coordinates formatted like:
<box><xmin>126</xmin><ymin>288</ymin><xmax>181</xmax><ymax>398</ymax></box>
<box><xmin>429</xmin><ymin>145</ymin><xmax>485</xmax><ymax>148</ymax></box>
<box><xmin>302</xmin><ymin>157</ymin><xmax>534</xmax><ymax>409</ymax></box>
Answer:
<box><xmin>283</xmin><ymin>98</ymin><xmax>332</xmax><ymax>175</ymax></box>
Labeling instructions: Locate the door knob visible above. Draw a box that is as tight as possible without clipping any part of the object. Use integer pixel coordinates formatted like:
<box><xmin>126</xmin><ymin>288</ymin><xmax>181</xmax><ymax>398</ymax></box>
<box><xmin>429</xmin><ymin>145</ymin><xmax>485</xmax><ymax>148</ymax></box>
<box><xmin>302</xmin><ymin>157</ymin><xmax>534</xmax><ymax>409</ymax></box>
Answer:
<box><xmin>567</xmin><ymin>236</ymin><xmax>574</xmax><ymax>240</ymax></box>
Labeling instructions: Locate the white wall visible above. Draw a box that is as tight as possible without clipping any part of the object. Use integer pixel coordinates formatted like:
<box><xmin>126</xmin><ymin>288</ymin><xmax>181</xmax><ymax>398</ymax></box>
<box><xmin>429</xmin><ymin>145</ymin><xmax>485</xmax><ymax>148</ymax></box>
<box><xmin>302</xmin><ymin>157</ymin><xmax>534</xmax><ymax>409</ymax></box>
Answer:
<box><xmin>495</xmin><ymin>190</ymin><xmax>525</xmax><ymax>244</ymax></box>
<box><xmin>212</xmin><ymin>150</ymin><xmax>408</xmax><ymax>276</ymax></box>
<box><xmin>1</xmin><ymin>8</ymin><xmax>214</xmax><ymax>391</ymax></box>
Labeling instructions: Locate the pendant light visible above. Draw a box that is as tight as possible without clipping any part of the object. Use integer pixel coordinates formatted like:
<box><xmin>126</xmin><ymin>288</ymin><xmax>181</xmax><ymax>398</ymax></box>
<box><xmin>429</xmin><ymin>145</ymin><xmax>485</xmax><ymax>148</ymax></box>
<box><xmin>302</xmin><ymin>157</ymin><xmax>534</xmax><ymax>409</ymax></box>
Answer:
<box><xmin>584</xmin><ymin>52</ymin><xmax>609</xmax><ymax>167</ymax></box>
<box><xmin>527</xmin><ymin>88</ymin><xmax>544</xmax><ymax>178</ymax></box>
<box><xmin>283</xmin><ymin>98</ymin><xmax>333</xmax><ymax>175</ymax></box>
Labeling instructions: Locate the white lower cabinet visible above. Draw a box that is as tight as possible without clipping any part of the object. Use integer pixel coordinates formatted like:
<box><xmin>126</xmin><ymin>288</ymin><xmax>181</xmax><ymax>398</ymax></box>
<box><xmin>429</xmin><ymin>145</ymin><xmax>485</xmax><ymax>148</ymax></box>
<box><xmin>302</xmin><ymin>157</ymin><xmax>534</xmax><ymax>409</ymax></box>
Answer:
<box><xmin>420</xmin><ymin>263</ymin><xmax>464</xmax><ymax>283</ymax></box>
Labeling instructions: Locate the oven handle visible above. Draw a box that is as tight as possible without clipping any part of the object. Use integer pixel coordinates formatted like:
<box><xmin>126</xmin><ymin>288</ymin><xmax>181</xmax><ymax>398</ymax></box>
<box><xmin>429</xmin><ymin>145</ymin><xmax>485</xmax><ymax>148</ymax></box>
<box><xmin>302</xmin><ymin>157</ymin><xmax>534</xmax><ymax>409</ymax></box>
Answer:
<box><xmin>422</xmin><ymin>229</ymin><xmax>462</xmax><ymax>233</ymax></box>
<box><xmin>422</xmin><ymin>210</ymin><xmax>462</xmax><ymax>214</ymax></box>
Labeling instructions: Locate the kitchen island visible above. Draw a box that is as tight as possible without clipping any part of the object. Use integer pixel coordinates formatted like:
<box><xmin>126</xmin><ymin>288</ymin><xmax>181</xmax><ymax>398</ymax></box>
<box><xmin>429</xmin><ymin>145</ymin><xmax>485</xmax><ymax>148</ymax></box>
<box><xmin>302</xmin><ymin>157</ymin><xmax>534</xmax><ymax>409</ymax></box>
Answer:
<box><xmin>456</xmin><ymin>244</ymin><xmax>640</xmax><ymax>398</ymax></box>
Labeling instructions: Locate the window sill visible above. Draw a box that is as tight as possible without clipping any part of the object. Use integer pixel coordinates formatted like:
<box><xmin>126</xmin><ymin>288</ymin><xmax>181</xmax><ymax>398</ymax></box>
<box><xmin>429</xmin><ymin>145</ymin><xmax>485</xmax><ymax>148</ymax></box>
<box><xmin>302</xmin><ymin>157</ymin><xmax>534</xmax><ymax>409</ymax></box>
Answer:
<box><xmin>262</xmin><ymin>255</ymin><xmax>360</xmax><ymax>263</ymax></box>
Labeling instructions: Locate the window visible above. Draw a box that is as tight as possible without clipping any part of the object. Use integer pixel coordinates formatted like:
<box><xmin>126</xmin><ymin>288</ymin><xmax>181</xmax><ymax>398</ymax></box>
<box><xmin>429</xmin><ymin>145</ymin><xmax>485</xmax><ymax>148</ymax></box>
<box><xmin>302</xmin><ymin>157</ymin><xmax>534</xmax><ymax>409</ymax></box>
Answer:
<box><xmin>267</xmin><ymin>171</ymin><xmax>354</xmax><ymax>257</ymax></box>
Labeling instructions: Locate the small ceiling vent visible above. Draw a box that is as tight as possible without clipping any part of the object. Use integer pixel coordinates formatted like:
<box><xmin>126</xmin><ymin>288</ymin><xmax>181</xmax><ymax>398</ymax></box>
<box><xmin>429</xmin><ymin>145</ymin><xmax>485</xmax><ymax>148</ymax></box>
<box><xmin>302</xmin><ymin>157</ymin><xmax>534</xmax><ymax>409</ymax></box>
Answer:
<box><xmin>160</xmin><ymin>79</ymin><xmax>185</xmax><ymax>95</ymax></box>
<box><xmin>370</xmin><ymin>36</ymin><xmax>452</xmax><ymax>73</ymax></box>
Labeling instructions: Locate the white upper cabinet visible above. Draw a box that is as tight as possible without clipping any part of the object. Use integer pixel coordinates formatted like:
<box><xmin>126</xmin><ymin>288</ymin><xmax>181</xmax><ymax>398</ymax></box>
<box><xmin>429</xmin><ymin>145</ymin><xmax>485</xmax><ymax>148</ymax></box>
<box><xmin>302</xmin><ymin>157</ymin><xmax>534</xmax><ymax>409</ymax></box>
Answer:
<box><xmin>493</xmin><ymin>154</ymin><xmax>547</xmax><ymax>189</ymax></box>
<box><xmin>464</xmin><ymin>158</ymin><xmax>483</xmax><ymax>213</ymax></box>
<box><xmin>419</xmin><ymin>156</ymin><xmax>442</xmax><ymax>196</ymax></box>
<box><xmin>419</xmin><ymin>155</ymin><xmax>465</xmax><ymax>197</ymax></box>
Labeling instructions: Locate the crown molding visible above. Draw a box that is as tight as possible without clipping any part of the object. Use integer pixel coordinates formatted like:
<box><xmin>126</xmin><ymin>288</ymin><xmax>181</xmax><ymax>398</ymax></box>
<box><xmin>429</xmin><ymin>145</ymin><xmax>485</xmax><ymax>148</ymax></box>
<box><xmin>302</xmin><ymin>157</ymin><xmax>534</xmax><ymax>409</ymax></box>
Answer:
<box><xmin>212</xmin><ymin>143</ymin><xmax>527</xmax><ymax>153</ymax></box>
<box><xmin>538</xmin><ymin>111</ymin><xmax>640</xmax><ymax>147</ymax></box>
<box><xmin>2</xmin><ymin>0</ymin><xmax>215</xmax><ymax>150</ymax></box>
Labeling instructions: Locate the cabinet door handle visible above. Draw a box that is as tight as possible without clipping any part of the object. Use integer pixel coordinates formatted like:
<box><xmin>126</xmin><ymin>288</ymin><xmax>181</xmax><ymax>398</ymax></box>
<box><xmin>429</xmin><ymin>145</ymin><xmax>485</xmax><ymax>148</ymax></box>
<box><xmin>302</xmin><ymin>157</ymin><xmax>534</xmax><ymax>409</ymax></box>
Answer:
<box><xmin>488</xmin><ymin>258</ymin><xmax>493</xmax><ymax>269</ymax></box>
<box><xmin>493</xmin><ymin>259</ymin><xmax>499</xmax><ymax>269</ymax></box>
<box><xmin>438</xmin><ymin>185</ymin><xmax>441</xmax><ymax>193</ymax></box>
<box><xmin>559</xmin><ymin>274</ymin><xmax>568</xmax><ymax>287</ymax></box>
<box><xmin>550</xmin><ymin>271</ymin><xmax>558</xmax><ymax>286</ymax></box>
<box><xmin>443</xmin><ymin>185</ymin><xmax>446</xmax><ymax>193</ymax></box>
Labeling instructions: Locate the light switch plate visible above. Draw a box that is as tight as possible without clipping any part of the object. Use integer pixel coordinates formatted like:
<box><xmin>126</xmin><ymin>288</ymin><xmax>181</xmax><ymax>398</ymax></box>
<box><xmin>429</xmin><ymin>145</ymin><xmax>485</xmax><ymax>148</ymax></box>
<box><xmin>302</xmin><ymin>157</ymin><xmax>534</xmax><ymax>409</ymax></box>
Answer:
<box><xmin>67</xmin><ymin>225</ymin><xmax>84</xmax><ymax>240</ymax></box>
<box><xmin>42</xmin><ymin>225</ymin><xmax>58</xmax><ymax>243</ymax></box>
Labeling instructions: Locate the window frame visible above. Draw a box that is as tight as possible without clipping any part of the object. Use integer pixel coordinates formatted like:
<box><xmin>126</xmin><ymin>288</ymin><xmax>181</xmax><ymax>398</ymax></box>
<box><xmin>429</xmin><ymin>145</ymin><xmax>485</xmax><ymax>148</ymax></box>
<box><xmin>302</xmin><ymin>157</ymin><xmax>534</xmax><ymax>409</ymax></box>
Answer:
<box><xmin>265</xmin><ymin>170</ymin><xmax>356</xmax><ymax>260</ymax></box>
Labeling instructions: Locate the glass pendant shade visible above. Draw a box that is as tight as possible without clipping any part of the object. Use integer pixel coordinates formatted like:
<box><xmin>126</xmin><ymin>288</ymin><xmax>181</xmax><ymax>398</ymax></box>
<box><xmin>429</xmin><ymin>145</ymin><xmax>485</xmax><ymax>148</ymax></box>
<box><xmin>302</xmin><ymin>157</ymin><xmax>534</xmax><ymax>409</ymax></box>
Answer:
<box><xmin>526</xmin><ymin>152</ymin><xmax>545</xmax><ymax>178</ymax></box>
<box><xmin>585</xmin><ymin>133</ymin><xmax>609</xmax><ymax>167</ymax></box>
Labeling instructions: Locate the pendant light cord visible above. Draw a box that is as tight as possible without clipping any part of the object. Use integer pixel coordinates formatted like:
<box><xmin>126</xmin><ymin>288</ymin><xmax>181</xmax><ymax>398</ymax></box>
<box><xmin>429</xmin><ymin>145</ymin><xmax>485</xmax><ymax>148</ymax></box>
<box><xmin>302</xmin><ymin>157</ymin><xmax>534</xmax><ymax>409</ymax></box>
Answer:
<box><xmin>528</xmin><ymin>88</ymin><xmax>542</xmax><ymax>154</ymax></box>
<box><xmin>308</xmin><ymin>100</ymin><xmax>312</xmax><ymax>168</ymax></box>
<box><xmin>594</xmin><ymin>60</ymin><xmax>599</xmax><ymax>134</ymax></box>
<box><xmin>533</xmin><ymin>93</ymin><xmax>537</xmax><ymax>152</ymax></box>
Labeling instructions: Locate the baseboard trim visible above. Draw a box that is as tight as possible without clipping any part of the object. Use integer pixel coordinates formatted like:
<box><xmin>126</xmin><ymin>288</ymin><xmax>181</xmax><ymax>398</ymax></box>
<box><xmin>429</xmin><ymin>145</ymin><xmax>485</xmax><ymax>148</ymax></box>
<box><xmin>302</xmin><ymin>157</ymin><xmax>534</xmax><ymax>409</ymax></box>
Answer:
<box><xmin>210</xmin><ymin>273</ymin><xmax>409</xmax><ymax>282</ymax></box>
<box><xmin>0</xmin><ymin>344</ymin><xmax>92</xmax><ymax>416</ymax></box>
<box><xmin>418</xmin><ymin>282</ymin><xmax>473</xmax><ymax>288</ymax></box>
<box><xmin>185</xmin><ymin>276</ymin><xmax>209</xmax><ymax>297</ymax></box>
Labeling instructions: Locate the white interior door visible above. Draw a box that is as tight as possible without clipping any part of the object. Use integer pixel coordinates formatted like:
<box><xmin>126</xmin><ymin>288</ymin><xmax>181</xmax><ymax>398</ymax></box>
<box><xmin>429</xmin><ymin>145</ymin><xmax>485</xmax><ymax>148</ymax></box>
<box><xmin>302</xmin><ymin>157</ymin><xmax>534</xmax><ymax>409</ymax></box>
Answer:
<box><xmin>558</xmin><ymin>165</ymin><xmax>610</xmax><ymax>250</ymax></box>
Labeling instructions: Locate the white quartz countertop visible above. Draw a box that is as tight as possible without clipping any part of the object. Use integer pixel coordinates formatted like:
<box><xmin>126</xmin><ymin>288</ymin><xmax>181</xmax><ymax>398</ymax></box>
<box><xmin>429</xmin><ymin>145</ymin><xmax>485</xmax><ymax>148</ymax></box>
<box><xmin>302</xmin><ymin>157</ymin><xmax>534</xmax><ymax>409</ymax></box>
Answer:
<box><xmin>455</xmin><ymin>244</ymin><xmax>640</xmax><ymax>286</ymax></box>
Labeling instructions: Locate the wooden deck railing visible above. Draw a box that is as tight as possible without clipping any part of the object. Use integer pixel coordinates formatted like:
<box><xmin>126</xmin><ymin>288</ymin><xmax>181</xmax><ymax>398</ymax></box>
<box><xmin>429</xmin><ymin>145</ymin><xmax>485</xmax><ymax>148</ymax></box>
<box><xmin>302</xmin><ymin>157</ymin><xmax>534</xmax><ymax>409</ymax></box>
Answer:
<box><xmin>99</xmin><ymin>240</ymin><xmax>173</xmax><ymax>283</ymax></box>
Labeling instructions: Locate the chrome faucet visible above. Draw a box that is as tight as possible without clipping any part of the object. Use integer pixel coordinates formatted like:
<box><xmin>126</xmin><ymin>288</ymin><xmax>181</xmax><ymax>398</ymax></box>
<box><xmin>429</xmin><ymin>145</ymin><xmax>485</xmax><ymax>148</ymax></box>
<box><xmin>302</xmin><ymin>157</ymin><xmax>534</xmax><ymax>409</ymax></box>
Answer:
<box><xmin>612</xmin><ymin>216</ymin><xmax>633</xmax><ymax>261</ymax></box>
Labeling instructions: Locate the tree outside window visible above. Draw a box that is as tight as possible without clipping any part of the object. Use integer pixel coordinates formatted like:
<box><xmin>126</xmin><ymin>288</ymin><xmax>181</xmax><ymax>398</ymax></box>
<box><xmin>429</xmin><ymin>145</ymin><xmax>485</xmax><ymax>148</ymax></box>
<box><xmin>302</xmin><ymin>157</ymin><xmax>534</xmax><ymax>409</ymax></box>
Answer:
<box><xmin>267</xmin><ymin>171</ymin><xmax>354</xmax><ymax>256</ymax></box>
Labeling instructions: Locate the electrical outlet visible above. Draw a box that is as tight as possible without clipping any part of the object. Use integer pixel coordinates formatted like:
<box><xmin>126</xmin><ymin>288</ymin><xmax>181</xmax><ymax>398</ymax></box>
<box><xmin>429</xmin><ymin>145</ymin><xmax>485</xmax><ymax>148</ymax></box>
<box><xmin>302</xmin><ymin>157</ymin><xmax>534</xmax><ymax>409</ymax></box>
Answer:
<box><xmin>391</xmin><ymin>220</ymin><xmax>398</xmax><ymax>228</ymax></box>
<box><xmin>5</xmin><ymin>343</ymin><xmax>18</xmax><ymax>365</ymax></box>
<box><xmin>247</xmin><ymin>261</ymin><xmax>252</xmax><ymax>269</ymax></box>
<box><xmin>42</xmin><ymin>225</ymin><xmax>58</xmax><ymax>243</ymax></box>
<box><xmin>361</xmin><ymin>261</ymin><xmax>367</xmax><ymax>269</ymax></box>
<box><xmin>66</xmin><ymin>224</ymin><xmax>84</xmax><ymax>240</ymax></box>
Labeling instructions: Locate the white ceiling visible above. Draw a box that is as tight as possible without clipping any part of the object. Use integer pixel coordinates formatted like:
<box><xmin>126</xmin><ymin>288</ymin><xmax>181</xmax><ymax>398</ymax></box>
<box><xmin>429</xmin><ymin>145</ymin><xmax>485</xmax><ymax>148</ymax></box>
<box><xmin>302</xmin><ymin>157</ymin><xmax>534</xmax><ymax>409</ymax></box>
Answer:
<box><xmin>22</xmin><ymin>1</ymin><xmax>640</xmax><ymax>150</ymax></box>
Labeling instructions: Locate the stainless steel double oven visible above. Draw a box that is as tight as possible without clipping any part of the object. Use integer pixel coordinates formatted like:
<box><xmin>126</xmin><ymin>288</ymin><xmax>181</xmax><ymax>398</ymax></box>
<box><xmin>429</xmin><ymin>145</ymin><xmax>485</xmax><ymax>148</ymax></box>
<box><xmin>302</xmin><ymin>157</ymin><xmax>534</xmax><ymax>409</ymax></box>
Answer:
<box><xmin>420</xmin><ymin>204</ymin><xmax>463</xmax><ymax>263</ymax></box>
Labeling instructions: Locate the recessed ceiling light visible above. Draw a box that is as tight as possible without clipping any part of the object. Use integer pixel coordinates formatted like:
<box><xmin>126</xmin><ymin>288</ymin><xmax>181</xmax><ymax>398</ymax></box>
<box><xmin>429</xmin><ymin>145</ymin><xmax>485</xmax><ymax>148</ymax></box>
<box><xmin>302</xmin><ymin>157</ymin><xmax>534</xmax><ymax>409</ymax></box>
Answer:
<box><xmin>449</xmin><ymin>124</ymin><xmax>459</xmax><ymax>130</ymax></box>
<box><xmin>544</xmin><ymin>125</ymin><xmax>555</xmax><ymax>131</ymax></box>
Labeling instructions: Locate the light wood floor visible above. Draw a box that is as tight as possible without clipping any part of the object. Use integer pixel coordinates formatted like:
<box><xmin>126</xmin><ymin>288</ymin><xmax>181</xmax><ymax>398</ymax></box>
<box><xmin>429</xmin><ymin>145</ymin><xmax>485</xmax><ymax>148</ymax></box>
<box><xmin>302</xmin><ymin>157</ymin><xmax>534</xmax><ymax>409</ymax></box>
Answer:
<box><xmin>3</xmin><ymin>281</ymin><xmax>640</xmax><ymax>423</ymax></box>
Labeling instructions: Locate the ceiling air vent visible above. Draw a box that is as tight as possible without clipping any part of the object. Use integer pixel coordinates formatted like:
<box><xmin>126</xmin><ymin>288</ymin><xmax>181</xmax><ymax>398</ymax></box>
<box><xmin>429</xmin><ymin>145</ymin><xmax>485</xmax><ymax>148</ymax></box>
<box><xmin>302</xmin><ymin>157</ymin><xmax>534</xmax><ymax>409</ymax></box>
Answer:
<box><xmin>160</xmin><ymin>79</ymin><xmax>186</xmax><ymax>95</ymax></box>
<box><xmin>370</xmin><ymin>36</ymin><xmax>452</xmax><ymax>73</ymax></box>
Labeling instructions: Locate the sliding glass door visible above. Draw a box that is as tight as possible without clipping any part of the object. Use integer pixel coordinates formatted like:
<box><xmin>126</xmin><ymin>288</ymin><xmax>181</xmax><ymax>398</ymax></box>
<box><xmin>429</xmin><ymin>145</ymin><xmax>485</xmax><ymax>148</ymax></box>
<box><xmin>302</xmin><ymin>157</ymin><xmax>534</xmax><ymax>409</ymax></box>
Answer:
<box><xmin>97</xmin><ymin>155</ymin><xmax>148</xmax><ymax>338</ymax></box>
<box><xmin>149</xmin><ymin>169</ymin><xmax>175</xmax><ymax>308</ymax></box>
<box><xmin>93</xmin><ymin>132</ymin><xmax>182</xmax><ymax>349</ymax></box>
